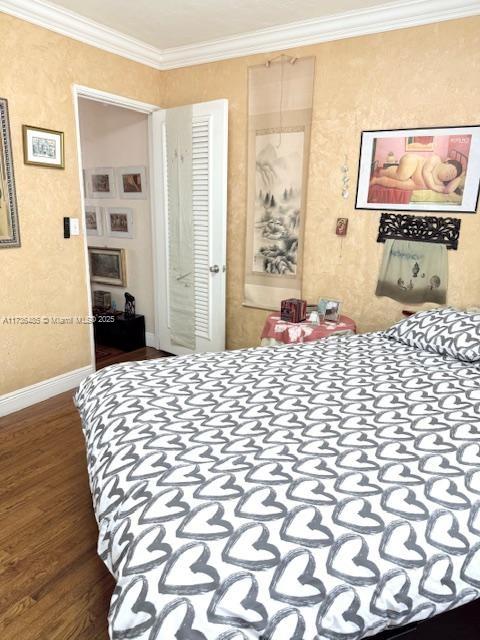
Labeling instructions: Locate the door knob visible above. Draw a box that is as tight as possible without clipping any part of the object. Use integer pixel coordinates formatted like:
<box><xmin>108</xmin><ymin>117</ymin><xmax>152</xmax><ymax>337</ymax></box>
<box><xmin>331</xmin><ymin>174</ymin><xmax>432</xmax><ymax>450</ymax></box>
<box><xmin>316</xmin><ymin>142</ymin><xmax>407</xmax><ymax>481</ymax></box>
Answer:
<box><xmin>209</xmin><ymin>265</ymin><xmax>220</xmax><ymax>273</ymax></box>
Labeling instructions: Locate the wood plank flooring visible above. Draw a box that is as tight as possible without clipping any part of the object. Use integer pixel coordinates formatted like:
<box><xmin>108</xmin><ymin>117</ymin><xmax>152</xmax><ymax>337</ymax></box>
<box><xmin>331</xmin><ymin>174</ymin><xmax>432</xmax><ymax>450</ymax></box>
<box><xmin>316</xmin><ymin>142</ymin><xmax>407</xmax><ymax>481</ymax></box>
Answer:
<box><xmin>1</xmin><ymin>346</ymin><xmax>479</xmax><ymax>639</ymax></box>
<box><xmin>0</xmin><ymin>347</ymin><xmax>168</xmax><ymax>640</ymax></box>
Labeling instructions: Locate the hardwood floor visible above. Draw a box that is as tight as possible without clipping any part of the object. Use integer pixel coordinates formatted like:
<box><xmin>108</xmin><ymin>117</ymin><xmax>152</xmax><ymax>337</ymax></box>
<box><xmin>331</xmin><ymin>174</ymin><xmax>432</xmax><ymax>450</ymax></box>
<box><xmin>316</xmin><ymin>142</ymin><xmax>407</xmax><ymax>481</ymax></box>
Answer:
<box><xmin>1</xmin><ymin>345</ymin><xmax>479</xmax><ymax>639</ymax></box>
<box><xmin>0</xmin><ymin>347</ymin><xmax>168</xmax><ymax>640</ymax></box>
<box><xmin>95</xmin><ymin>344</ymin><xmax>171</xmax><ymax>370</ymax></box>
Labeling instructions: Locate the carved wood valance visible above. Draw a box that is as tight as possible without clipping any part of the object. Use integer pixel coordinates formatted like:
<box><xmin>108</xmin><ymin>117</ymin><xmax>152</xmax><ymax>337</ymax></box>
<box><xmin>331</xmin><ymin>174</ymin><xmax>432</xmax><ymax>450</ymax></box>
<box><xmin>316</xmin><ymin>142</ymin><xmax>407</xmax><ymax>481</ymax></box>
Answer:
<box><xmin>377</xmin><ymin>213</ymin><xmax>461</xmax><ymax>250</ymax></box>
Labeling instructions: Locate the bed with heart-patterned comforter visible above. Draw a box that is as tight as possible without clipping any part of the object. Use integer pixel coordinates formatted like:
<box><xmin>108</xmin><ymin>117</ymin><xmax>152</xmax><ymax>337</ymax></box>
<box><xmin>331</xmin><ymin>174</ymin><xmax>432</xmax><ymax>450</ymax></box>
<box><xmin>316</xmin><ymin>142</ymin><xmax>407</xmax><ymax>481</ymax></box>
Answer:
<box><xmin>75</xmin><ymin>332</ymin><xmax>480</xmax><ymax>640</ymax></box>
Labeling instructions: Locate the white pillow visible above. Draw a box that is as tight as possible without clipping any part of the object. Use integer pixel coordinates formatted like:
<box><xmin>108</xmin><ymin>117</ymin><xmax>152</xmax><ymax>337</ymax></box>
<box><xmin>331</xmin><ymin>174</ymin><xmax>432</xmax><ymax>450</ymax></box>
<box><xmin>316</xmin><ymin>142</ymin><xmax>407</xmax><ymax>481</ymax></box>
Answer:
<box><xmin>384</xmin><ymin>307</ymin><xmax>480</xmax><ymax>362</ymax></box>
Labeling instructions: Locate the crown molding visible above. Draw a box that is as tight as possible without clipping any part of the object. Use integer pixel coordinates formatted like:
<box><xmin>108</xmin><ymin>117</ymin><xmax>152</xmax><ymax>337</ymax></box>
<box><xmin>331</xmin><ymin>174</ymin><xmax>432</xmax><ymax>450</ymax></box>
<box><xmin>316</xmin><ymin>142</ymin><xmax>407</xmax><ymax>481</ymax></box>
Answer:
<box><xmin>160</xmin><ymin>0</ymin><xmax>480</xmax><ymax>68</ymax></box>
<box><xmin>0</xmin><ymin>0</ymin><xmax>479</xmax><ymax>70</ymax></box>
<box><xmin>0</xmin><ymin>0</ymin><xmax>164</xmax><ymax>68</ymax></box>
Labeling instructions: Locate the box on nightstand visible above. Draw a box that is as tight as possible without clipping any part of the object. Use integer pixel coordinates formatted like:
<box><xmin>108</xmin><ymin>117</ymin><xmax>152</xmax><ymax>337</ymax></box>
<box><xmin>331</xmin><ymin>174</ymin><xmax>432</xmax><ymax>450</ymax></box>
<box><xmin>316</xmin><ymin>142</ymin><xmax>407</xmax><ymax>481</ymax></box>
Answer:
<box><xmin>280</xmin><ymin>298</ymin><xmax>307</xmax><ymax>323</ymax></box>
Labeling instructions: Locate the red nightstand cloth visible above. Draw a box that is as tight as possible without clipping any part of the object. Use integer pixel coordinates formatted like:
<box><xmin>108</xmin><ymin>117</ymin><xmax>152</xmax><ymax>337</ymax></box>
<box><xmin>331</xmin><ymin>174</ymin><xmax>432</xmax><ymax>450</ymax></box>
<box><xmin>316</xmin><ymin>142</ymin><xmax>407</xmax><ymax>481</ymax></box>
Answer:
<box><xmin>261</xmin><ymin>313</ymin><xmax>356</xmax><ymax>346</ymax></box>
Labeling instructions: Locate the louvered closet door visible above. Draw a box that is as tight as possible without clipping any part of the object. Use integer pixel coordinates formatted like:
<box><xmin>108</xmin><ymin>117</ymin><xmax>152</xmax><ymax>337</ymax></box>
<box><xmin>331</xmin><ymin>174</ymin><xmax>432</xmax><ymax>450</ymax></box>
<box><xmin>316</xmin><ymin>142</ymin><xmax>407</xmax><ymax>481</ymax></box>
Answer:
<box><xmin>151</xmin><ymin>99</ymin><xmax>228</xmax><ymax>355</ymax></box>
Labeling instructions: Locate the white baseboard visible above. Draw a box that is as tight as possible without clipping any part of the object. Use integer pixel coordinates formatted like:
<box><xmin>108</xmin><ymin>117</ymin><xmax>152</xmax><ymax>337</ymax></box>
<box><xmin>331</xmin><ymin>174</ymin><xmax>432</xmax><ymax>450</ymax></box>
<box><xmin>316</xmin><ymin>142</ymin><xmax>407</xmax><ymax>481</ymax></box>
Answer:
<box><xmin>145</xmin><ymin>332</ymin><xmax>159</xmax><ymax>349</ymax></box>
<box><xmin>0</xmin><ymin>364</ymin><xmax>95</xmax><ymax>417</ymax></box>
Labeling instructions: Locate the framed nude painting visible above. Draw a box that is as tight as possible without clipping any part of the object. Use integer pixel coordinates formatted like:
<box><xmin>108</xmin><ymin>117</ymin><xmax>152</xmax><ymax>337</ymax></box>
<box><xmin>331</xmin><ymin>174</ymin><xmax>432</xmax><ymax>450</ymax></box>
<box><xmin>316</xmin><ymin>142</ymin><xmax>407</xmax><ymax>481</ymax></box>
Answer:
<box><xmin>356</xmin><ymin>126</ymin><xmax>480</xmax><ymax>213</ymax></box>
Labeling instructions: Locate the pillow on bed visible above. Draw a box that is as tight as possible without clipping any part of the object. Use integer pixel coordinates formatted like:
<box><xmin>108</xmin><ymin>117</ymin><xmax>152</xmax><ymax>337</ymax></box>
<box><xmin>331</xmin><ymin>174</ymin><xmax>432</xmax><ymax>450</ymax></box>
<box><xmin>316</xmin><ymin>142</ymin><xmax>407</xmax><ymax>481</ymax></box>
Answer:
<box><xmin>384</xmin><ymin>307</ymin><xmax>480</xmax><ymax>362</ymax></box>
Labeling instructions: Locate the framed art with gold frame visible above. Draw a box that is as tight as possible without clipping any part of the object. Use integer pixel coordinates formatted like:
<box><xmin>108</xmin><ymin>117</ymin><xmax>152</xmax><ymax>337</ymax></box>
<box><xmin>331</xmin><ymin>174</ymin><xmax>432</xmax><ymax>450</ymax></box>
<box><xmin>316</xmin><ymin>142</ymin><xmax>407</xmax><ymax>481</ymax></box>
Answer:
<box><xmin>88</xmin><ymin>247</ymin><xmax>127</xmax><ymax>287</ymax></box>
<box><xmin>22</xmin><ymin>124</ymin><xmax>65</xmax><ymax>169</ymax></box>
<box><xmin>0</xmin><ymin>97</ymin><xmax>20</xmax><ymax>248</ymax></box>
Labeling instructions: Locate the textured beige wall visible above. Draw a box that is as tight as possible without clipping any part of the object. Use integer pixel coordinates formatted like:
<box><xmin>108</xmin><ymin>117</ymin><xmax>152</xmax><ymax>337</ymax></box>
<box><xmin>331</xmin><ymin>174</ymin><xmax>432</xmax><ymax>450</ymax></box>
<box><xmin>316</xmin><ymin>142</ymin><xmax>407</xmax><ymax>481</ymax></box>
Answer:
<box><xmin>0</xmin><ymin>13</ymin><xmax>160</xmax><ymax>394</ymax></box>
<box><xmin>1</xmin><ymin>13</ymin><xmax>479</xmax><ymax>395</ymax></box>
<box><xmin>159</xmin><ymin>17</ymin><xmax>480</xmax><ymax>350</ymax></box>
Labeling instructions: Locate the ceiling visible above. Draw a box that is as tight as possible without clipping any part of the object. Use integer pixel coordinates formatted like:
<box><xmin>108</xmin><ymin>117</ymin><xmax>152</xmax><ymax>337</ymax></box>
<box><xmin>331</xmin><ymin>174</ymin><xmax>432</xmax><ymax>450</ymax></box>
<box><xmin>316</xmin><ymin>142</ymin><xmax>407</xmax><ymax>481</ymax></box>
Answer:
<box><xmin>2</xmin><ymin>0</ymin><xmax>478</xmax><ymax>68</ymax></box>
<box><xmin>45</xmin><ymin>0</ymin><xmax>392</xmax><ymax>49</ymax></box>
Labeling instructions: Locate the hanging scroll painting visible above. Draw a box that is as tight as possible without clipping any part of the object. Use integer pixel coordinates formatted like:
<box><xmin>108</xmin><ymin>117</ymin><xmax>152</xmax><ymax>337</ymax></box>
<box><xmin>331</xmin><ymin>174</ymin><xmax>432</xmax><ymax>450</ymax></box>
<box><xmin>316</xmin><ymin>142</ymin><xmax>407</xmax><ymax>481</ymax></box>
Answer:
<box><xmin>253</xmin><ymin>128</ymin><xmax>304</xmax><ymax>277</ymax></box>
<box><xmin>244</xmin><ymin>56</ymin><xmax>315</xmax><ymax>310</ymax></box>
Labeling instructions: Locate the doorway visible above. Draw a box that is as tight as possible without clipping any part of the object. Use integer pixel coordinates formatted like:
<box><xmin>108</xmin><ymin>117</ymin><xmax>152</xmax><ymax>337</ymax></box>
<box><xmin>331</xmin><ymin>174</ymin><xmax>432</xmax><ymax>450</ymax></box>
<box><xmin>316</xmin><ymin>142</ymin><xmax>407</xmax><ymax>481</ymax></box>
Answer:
<box><xmin>75</xmin><ymin>89</ymin><xmax>162</xmax><ymax>367</ymax></box>
<box><xmin>73</xmin><ymin>86</ymin><xmax>228</xmax><ymax>367</ymax></box>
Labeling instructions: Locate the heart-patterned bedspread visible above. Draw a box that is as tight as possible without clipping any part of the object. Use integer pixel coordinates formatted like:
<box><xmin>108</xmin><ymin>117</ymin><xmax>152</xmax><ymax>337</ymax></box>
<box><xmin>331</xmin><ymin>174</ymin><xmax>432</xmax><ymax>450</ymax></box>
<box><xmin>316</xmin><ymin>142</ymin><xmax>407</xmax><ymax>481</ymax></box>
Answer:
<box><xmin>75</xmin><ymin>332</ymin><xmax>480</xmax><ymax>639</ymax></box>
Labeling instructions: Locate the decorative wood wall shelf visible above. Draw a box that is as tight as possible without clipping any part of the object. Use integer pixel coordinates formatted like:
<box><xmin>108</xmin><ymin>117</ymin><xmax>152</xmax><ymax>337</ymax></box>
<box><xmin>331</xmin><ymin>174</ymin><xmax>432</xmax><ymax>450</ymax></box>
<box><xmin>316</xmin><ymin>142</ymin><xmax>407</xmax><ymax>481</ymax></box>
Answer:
<box><xmin>377</xmin><ymin>212</ymin><xmax>461</xmax><ymax>250</ymax></box>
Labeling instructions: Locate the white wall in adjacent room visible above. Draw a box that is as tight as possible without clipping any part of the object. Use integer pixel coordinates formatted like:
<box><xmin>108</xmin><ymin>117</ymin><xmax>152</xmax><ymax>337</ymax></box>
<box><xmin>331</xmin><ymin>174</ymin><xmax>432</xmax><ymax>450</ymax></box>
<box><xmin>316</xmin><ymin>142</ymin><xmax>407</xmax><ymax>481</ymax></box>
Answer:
<box><xmin>79</xmin><ymin>98</ymin><xmax>154</xmax><ymax>333</ymax></box>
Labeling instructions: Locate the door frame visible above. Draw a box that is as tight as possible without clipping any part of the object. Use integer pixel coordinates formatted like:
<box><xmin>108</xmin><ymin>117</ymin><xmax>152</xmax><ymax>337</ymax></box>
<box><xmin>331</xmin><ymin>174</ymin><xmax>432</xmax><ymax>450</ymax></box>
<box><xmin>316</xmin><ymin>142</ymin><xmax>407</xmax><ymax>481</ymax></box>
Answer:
<box><xmin>71</xmin><ymin>84</ymin><xmax>161</xmax><ymax>367</ymax></box>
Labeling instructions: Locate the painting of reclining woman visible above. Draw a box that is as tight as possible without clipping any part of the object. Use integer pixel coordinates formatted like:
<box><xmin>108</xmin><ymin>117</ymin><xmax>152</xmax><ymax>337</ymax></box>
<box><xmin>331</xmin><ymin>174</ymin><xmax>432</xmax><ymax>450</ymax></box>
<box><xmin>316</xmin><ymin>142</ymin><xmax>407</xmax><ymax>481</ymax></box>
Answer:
<box><xmin>356</xmin><ymin>126</ymin><xmax>480</xmax><ymax>213</ymax></box>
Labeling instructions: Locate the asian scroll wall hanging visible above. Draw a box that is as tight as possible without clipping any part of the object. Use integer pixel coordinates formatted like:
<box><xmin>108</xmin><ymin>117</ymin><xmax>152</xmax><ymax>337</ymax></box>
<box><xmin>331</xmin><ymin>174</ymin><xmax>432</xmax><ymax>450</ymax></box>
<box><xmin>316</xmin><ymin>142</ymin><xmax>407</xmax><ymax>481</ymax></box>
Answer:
<box><xmin>243</xmin><ymin>56</ymin><xmax>315</xmax><ymax>309</ymax></box>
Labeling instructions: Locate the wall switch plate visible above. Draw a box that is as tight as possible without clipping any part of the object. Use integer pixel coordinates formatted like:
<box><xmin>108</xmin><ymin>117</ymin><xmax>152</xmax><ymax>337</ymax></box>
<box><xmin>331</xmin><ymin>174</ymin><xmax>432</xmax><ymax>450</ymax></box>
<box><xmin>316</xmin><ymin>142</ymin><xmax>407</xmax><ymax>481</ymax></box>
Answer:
<box><xmin>70</xmin><ymin>218</ymin><xmax>80</xmax><ymax>235</ymax></box>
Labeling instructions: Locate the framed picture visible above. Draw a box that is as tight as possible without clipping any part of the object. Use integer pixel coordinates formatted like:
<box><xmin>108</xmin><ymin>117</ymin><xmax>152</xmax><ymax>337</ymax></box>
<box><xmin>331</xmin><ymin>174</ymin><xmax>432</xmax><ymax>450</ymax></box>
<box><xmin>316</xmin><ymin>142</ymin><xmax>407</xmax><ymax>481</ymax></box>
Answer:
<box><xmin>22</xmin><ymin>124</ymin><xmax>64</xmax><ymax>169</ymax></box>
<box><xmin>117</xmin><ymin>166</ymin><xmax>147</xmax><ymax>199</ymax></box>
<box><xmin>86</xmin><ymin>167</ymin><xmax>116</xmax><ymax>198</ymax></box>
<box><xmin>0</xmin><ymin>98</ymin><xmax>20</xmax><ymax>248</ymax></box>
<box><xmin>85</xmin><ymin>205</ymin><xmax>103</xmax><ymax>237</ymax></box>
<box><xmin>355</xmin><ymin>126</ymin><xmax>480</xmax><ymax>213</ymax></box>
<box><xmin>318</xmin><ymin>298</ymin><xmax>341</xmax><ymax>323</ymax></box>
<box><xmin>88</xmin><ymin>247</ymin><xmax>126</xmax><ymax>287</ymax></box>
<box><xmin>106</xmin><ymin>207</ymin><xmax>134</xmax><ymax>238</ymax></box>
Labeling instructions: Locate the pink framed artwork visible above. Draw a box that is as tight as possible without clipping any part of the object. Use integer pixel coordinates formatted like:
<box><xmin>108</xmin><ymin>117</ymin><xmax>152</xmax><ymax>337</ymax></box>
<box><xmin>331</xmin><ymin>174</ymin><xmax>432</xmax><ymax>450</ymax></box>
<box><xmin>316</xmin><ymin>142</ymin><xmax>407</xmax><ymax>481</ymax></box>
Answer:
<box><xmin>355</xmin><ymin>126</ymin><xmax>480</xmax><ymax>213</ymax></box>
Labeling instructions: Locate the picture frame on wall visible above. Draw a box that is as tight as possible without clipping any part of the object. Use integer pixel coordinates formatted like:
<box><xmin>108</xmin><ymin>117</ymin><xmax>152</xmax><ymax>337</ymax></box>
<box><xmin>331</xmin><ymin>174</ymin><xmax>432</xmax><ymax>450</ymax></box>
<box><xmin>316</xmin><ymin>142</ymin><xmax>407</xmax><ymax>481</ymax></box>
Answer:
<box><xmin>86</xmin><ymin>167</ymin><xmax>116</xmax><ymax>198</ymax></box>
<box><xmin>355</xmin><ymin>125</ymin><xmax>480</xmax><ymax>213</ymax></box>
<box><xmin>106</xmin><ymin>207</ymin><xmax>134</xmax><ymax>239</ymax></box>
<box><xmin>117</xmin><ymin>166</ymin><xmax>147</xmax><ymax>199</ymax></box>
<box><xmin>22</xmin><ymin>124</ymin><xmax>64</xmax><ymax>169</ymax></box>
<box><xmin>85</xmin><ymin>205</ymin><xmax>103</xmax><ymax>237</ymax></box>
<box><xmin>88</xmin><ymin>247</ymin><xmax>126</xmax><ymax>287</ymax></box>
<box><xmin>335</xmin><ymin>217</ymin><xmax>349</xmax><ymax>236</ymax></box>
<box><xmin>0</xmin><ymin>97</ymin><xmax>21</xmax><ymax>248</ymax></box>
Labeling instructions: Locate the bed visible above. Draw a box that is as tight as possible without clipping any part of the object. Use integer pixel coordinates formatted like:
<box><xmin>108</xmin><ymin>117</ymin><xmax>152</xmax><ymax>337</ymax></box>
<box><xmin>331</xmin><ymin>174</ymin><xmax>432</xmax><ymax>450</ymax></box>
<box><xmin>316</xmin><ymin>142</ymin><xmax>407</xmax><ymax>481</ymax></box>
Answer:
<box><xmin>75</xmin><ymin>308</ymin><xmax>480</xmax><ymax>640</ymax></box>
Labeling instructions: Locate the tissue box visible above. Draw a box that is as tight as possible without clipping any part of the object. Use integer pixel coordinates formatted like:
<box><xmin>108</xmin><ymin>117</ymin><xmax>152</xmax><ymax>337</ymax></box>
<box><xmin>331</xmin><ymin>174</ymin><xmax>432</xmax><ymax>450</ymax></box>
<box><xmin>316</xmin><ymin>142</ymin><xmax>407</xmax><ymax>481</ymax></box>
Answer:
<box><xmin>280</xmin><ymin>298</ymin><xmax>307</xmax><ymax>323</ymax></box>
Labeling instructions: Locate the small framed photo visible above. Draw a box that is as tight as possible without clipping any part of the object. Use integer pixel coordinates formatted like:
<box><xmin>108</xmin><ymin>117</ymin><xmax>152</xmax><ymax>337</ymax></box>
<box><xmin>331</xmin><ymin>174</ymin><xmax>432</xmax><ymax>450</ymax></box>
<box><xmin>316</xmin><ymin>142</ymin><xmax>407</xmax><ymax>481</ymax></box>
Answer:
<box><xmin>22</xmin><ymin>125</ymin><xmax>64</xmax><ymax>169</ymax></box>
<box><xmin>86</xmin><ymin>167</ymin><xmax>116</xmax><ymax>198</ymax></box>
<box><xmin>85</xmin><ymin>205</ymin><xmax>103</xmax><ymax>236</ymax></box>
<box><xmin>336</xmin><ymin>217</ymin><xmax>349</xmax><ymax>236</ymax></box>
<box><xmin>106</xmin><ymin>207</ymin><xmax>134</xmax><ymax>239</ymax></box>
<box><xmin>88</xmin><ymin>247</ymin><xmax>126</xmax><ymax>287</ymax></box>
<box><xmin>117</xmin><ymin>166</ymin><xmax>147</xmax><ymax>199</ymax></box>
<box><xmin>318</xmin><ymin>298</ymin><xmax>341</xmax><ymax>323</ymax></box>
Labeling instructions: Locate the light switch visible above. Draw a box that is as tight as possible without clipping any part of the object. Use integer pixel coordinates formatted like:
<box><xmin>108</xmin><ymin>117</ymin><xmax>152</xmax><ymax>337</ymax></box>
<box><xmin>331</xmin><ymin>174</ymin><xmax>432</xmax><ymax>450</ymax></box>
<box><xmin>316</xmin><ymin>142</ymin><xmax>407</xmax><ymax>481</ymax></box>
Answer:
<box><xmin>70</xmin><ymin>218</ymin><xmax>80</xmax><ymax>235</ymax></box>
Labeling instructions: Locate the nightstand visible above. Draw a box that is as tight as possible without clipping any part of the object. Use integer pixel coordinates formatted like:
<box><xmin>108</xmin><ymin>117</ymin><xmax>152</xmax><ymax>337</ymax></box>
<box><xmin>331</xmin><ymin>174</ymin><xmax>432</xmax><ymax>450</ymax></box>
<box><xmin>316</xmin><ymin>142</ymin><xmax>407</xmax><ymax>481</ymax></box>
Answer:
<box><xmin>261</xmin><ymin>312</ymin><xmax>356</xmax><ymax>346</ymax></box>
<box><xmin>94</xmin><ymin>312</ymin><xmax>146</xmax><ymax>352</ymax></box>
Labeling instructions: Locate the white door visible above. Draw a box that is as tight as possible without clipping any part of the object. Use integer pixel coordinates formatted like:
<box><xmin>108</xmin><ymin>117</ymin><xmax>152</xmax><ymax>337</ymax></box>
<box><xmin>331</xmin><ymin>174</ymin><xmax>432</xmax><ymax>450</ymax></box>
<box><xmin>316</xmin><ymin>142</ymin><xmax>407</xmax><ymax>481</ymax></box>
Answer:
<box><xmin>151</xmin><ymin>99</ymin><xmax>228</xmax><ymax>356</ymax></box>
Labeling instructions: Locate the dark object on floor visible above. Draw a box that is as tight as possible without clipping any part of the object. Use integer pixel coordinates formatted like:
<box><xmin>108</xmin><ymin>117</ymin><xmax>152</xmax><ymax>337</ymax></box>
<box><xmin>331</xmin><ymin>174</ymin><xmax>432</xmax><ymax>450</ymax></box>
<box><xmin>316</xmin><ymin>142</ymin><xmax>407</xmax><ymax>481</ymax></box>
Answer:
<box><xmin>94</xmin><ymin>312</ymin><xmax>145</xmax><ymax>352</ymax></box>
